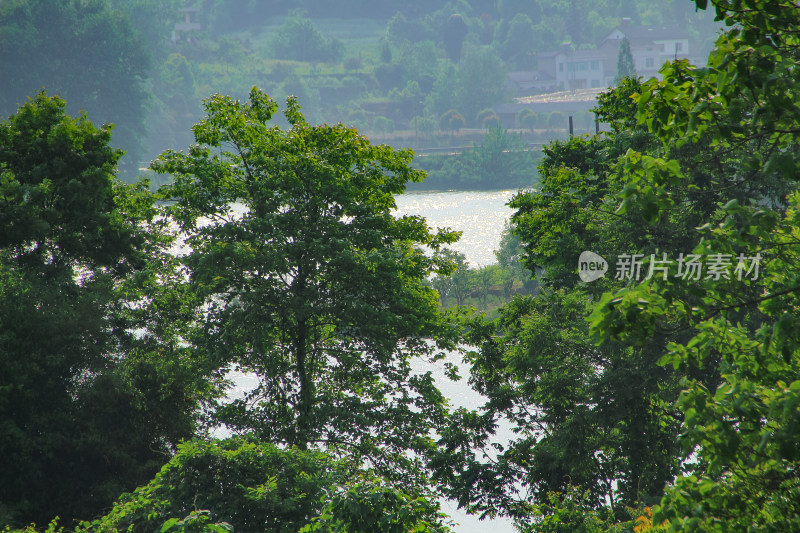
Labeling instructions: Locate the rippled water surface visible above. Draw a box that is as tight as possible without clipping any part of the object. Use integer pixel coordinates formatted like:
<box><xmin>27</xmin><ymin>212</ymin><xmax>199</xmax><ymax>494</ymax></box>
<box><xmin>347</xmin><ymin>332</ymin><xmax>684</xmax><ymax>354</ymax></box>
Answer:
<box><xmin>394</xmin><ymin>189</ymin><xmax>518</xmax><ymax>266</ymax></box>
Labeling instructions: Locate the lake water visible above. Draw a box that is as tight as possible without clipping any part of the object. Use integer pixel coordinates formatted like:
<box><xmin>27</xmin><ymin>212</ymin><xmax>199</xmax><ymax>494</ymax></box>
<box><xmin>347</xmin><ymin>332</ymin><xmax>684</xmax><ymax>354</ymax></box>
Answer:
<box><xmin>226</xmin><ymin>189</ymin><xmax>521</xmax><ymax>533</ymax></box>
<box><xmin>394</xmin><ymin>189</ymin><xmax>519</xmax><ymax>267</ymax></box>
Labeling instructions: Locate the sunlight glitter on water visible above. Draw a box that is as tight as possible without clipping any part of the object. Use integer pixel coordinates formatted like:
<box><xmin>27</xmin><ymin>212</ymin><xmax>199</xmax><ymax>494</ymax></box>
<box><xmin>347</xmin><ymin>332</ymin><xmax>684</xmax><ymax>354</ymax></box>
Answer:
<box><xmin>394</xmin><ymin>190</ymin><xmax>519</xmax><ymax>266</ymax></box>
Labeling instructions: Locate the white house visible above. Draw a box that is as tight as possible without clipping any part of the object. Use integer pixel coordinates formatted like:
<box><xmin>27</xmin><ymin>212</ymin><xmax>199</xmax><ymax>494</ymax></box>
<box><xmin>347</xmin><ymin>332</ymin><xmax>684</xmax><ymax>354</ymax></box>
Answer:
<box><xmin>519</xmin><ymin>21</ymin><xmax>700</xmax><ymax>95</ymax></box>
<box><xmin>601</xmin><ymin>20</ymin><xmax>693</xmax><ymax>80</ymax></box>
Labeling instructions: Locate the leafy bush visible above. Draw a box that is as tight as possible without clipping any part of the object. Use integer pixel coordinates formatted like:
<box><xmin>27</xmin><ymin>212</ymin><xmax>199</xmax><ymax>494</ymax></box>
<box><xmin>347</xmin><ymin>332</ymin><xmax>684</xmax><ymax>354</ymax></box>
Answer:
<box><xmin>547</xmin><ymin>111</ymin><xmax>566</xmax><ymax>130</ymax></box>
<box><xmin>440</xmin><ymin>109</ymin><xmax>466</xmax><ymax>132</ymax></box>
<box><xmin>82</xmin><ymin>439</ymin><xmax>356</xmax><ymax>533</ymax></box>
<box><xmin>477</xmin><ymin>108</ymin><xmax>501</xmax><ymax>129</ymax></box>
<box><xmin>517</xmin><ymin>108</ymin><xmax>537</xmax><ymax>130</ymax></box>
<box><xmin>373</xmin><ymin>115</ymin><xmax>396</xmax><ymax>133</ymax></box>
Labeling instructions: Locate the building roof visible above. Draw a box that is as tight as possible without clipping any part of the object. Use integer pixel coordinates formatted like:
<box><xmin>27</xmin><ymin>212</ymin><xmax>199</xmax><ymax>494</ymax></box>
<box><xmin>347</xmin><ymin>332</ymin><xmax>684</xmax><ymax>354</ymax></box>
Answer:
<box><xmin>605</xmin><ymin>24</ymin><xmax>690</xmax><ymax>46</ymax></box>
<box><xmin>515</xmin><ymin>88</ymin><xmax>605</xmax><ymax>105</ymax></box>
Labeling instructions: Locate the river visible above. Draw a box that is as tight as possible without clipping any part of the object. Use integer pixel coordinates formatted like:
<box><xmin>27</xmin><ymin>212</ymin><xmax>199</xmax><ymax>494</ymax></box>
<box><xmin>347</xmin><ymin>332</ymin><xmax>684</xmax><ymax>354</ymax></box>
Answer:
<box><xmin>226</xmin><ymin>189</ymin><xmax>522</xmax><ymax>533</ymax></box>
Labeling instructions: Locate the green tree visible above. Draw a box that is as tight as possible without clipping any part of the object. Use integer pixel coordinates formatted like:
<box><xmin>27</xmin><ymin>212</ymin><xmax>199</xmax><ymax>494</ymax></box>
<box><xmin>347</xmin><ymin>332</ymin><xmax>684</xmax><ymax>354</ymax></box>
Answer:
<box><xmin>495</xmin><ymin>221</ymin><xmax>529</xmax><ymax>297</ymax></box>
<box><xmin>476</xmin><ymin>266</ymin><xmax>496</xmax><ymax>309</ymax></box>
<box><xmin>615</xmin><ymin>37</ymin><xmax>636</xmax><ymax>81</ymax></box>
<box><xmin>81</xmin><ymin>438</ymin><xmax>450</xmax><ymax>533</ymax></box>
<box><xmin>498</xmin><ymin>0</ymin><xmax>542</xmax><ymax>23</ymax></box>
<box><xmin>147</xmin><ymin>52</ymin><xmax>200</xmax><ymax>155</ymax></box>
<box><xmin>590</xmin><ymin>1</ymin><xmax>800</xmax><ymax>530</ymax></box>
<box><xmin>426</xmin><ymin>46</ymin><xmax>505</xmax><ymax>125</ymax></box>
<box><xmin>432</xmin><ymin>79</ymin><xmax>713</xmax><ymax>525</ymax></box>
<box><xmin>547</xmin><ymin>111</ymin><xmax>567</xmax><ymax>130</ymax></box>
<box><xmin>387</xmin><ymin>11</ymin><xmax>432</xmax><ymax>44</ymax></box>
<box><xmin>448</xmin><ymin>251</ymin><xmax>472</xmax><ymax>307</ymax></box>
<box><xmin>456</xmin><ymin>47</ymin><xmax>507</xmax><ymax>127</ymax></box>
<box><xmin>380</xmin><ymin>39</ymin><xmax>393</xmax><ymax>63</ymax></box>
<box><xmin>500</xmin><ymin>14</ymin><xmax>536</xmax><ymax>68</ymax></box>
<box><xmin>106</xmin><ymin>0</ymin><xmax>181</xmax><ymax>63</ymax></box>
<box><xmin>301</xmin><ymin>480</ymin><xmax>452</xmax><ymax>533</ymax></box>
<box><xmin>372</xmin><ymin>115</ymin><xmax>396</xmax><ymax>134</ymax></box>
<box><xmin>0</xmin><ymin>93</ymin><xmax>212</xmax><ymax>528</ymax></box>
<box><xmin>437</xmin><ymin>0</ymin><xmax>800</xmax><ymax>527</ymax></box>
<box><xmin>151</xmin><ymin>88</ymin><xmax>460</xmax><ymax>481</ymax></box>
<box><xmin>426</xmin><ymin>62</ymin><xmax>459</xmax><ymax>118</ymax></box>
<box><xmin>270</xmin><ymin>12</ymin><xmax>343</xmax><ymax>63</ymax></box>
<box><xmin>476</xmin><ymin>108</ymin><xmax>501</xmax><ymax>129</ymax></box>
<box><xmin>443</xmin><ymin>14</ymin><xmax>468</xmax><ymax>62</ymax></box>
<box><xmin>469</xmin><ymin>127</ymin><xmax>532</xmax><ymax>186</ymax></box>
<box><xmin>0</xmin><ymin>0</ymin><xmax>151</xmax><ymax>177</ymax></box>
<box><xmin>517</xmin><ymin>108</ymin><xmax>537</xmax><ymax>131</ymax></box>
<box><xmin>440</xmin><ymin>109</ymin><xmax>466</xmax><ymax>133</ymax></box>
<box><xmin>411</xmin><ymin>115</ymin><xmax>436</xmax><ymax>140</ymax></box>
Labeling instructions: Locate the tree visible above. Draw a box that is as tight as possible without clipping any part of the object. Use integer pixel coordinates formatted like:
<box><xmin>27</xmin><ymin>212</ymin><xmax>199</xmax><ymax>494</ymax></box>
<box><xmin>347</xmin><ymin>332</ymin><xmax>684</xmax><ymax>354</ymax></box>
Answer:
<box><xmin>476</xmin><ymin>266</ymin><xmax>496</xmax><ymax>309</ymax></box>
<box><xmin>495</xmin><ymin>221</ymin><xmax>529</xmax><ymax>297</ymax></box>
<box><xmin>427</xmin><ymin>63</ymin><xmax>460</xmax><ymax>118</ymax></box>
<box><xmin>380</xmin><ymin>39</ymin><xmax>393</xmax><ymax>63</ymax></box>
<box><xmin>0</xmin><ymin>93</ymin><xmax>212</xmax><ymax>528</ymax></box>
<box><xmin>301</xmin><ymin>479</ymin><xmax>453</xmax><ymax>533</ymax></box>
<box><xmin>440</xmin><ymin>109</ymin><xmax>466</xmax><ymax>133</ymax></box>
<box><xmin>437</xmin><ymin>1</ymin><xmax>800</xmax><ymax>528</ymax></box>
<box><xmin>443</xmin><ymin>14</ymin><xmax>468</xmax><ymax>62</ymax></box>
<box><xmin>372</xmin><ymin>115</ymin><xmax>396</xmax><ymax>134</ymax></box>
<box><xmin>425</xmin><ymin>46</ymin><xmax>505</xmax><ymax>124</ymax></box>
<box><xmin>469</xmin><ymin>127</ymin><xmax>532</xmax><ymax>186</ymax></box>
<box><xmin>151</xmin><ymin>88</ymin><xmax>460</xmax><ymax>482</ymax></box>
<box><xmin>411</xmin><ymin>115</ymin><xmax>436</xmax><ymax>140</ymax></box>
<box><xmin>498</xmin><ymin>0</ymin><xmax>542</xmax><ymax>23</ymax></box>
<box><xmin>270</xmin><ymin>12</ymin><xmax>343</xmax><ymax>63</ymax></box>
<box><xmin>615</xmin><ymin>37</ymin><xmax>636</xmax><ymax>81</ymax></box>
<box><xmin>0</xmin><ymin>0</ymin><xmax>151</xmax><ymax>178</ymax></box>
<box><xmin>566</xmin><ymin>0</ymin><xmax>590</xmax><ymax>46</ymax></box>
<box><xmin>547</xmin><ymin>111</ymin><xmax>567</xmax><ymax>130</ymax></box>
<box><xmin>85</xmin><ymin>439</ymin><xmax>343</xmax><ymax>533</ymax></box>
<box><xmin>81</xmin><ymin>438</ymin><xmax>450</xmax><ymax>533</ymax></box>
<box><xmin>590</xmin><ymin>1</ymin><xmax>800</xmax><ymax>529</ymax></box>
<box><xmin>476</xmin><ymin>108</ymin><xmax>501</xmax><ymax>129</ymax></box>
<box><xmin>456</xmin><ymin>47</ymin><xmax>506</xmax><ymax>127</ymax></box>
<box><xmin>448</xmin><ymin>250</ymin><xmax>472</xmax><ymax>307</ymax></box>
<box><xmin>432</xmin><ymin>78</ymin><xmax>719</xmax><ymax>525</ymax></box>
<box><xmin>500</xmin><ymin>14</ymin><xmax>536</xmax><ymax>68</ymax></box>
<box><xmin>517</xmin><ymin>108</ymin><xmax>537</xmax><ymax>131</ymax></box>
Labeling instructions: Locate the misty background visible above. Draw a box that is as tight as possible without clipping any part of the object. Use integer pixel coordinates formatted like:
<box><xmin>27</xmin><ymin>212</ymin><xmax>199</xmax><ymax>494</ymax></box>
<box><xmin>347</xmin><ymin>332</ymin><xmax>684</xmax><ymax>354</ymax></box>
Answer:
<box><xmin>0</xmin><ymin>0</ymin><xmax>722</xmax><ymax>188</ymax></box>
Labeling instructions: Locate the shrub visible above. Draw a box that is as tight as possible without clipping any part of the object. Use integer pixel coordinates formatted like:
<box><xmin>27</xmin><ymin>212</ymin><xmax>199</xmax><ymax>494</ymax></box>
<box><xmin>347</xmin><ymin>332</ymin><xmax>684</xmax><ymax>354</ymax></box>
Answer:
<box><xmin>440</xmin><ymin>109</ymin><xmax>466</xmax><ymax>132</ymax></box>
<box><xmin>517</xmin><ymin>108</ymin><xmax>537</xmax><ymax>130</ymax></box>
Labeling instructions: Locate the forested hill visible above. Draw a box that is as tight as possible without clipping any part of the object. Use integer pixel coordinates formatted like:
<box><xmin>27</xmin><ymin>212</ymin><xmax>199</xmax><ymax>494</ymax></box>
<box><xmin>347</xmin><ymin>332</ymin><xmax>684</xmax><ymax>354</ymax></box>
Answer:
<box><xmin>0</xmin><ymin>0</ymin><xmax>721</xmax><ymax>185</ymax></box>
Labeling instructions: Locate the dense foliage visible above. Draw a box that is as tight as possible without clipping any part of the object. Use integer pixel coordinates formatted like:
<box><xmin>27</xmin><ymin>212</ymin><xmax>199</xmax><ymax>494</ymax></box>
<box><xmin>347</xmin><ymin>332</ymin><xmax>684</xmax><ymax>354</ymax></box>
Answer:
<box><xmin>0</xmin><ymin>93</ymin><xmax>215</xmax><ymax>528</ymax></box>
<box><xmin>430</xmin><ymin>1</ymin><xmax>800</xmax><ymax>531</ymax></box>
<box><xmin>4</xmin><ymin>1</ymin><xmax>800</xmax><ymax>532</ymax></box>
<box><xmin>594</xmin><ymin>1</ymin><xmax>800</xmax><ymax>529</ymax></box>
<box><xmin>151</xmin><ymin>87</ymin><xmax>460</xmax><ymax>487</ymax></box>
<box><xmin>81</xmin><ymin>438</ymin><xmax>450</xmax><ymax>533</ymax></box>
<box><xmin>0</xmin><ymin>0</ymin><xmax>151</xmax><ymax>176</ymax></box>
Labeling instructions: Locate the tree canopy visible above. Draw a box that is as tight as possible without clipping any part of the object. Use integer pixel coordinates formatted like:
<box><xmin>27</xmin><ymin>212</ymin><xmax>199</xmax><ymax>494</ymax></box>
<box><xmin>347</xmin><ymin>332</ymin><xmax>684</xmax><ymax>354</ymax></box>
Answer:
<box><xmin>0</xmin><ymin>0</ymin><xmax>151</xmax><ymax>176</ymax></box>
<box><xmin>151</xmin><ymin>87</ymin><xmax>460</xmax><ymax>483</ymax></box>
<box><xmin>432</xmin><ymin>2</ymin><xmax>800</xmax><ymax>530</ymax></box>
<box><xmin>0</xmin><ymin>93</ymin><xmax>215</xmax><ymax>528</ymax></box>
